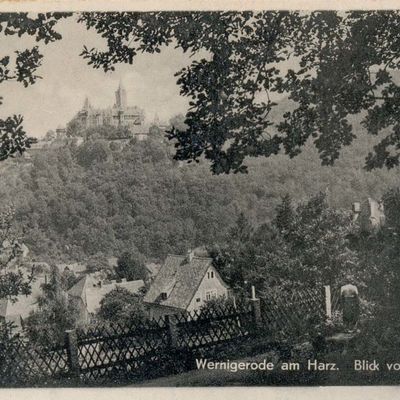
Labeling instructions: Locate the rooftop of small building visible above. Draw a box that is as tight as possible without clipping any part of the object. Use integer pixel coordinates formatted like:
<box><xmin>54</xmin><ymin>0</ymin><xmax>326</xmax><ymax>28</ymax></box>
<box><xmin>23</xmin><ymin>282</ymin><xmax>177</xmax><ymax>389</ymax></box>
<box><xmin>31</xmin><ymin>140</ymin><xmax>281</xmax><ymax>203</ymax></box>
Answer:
<box><xmin>143</xmin><ymin>251</ymin><xmax>223</xmax><ymax>311</ymax></box>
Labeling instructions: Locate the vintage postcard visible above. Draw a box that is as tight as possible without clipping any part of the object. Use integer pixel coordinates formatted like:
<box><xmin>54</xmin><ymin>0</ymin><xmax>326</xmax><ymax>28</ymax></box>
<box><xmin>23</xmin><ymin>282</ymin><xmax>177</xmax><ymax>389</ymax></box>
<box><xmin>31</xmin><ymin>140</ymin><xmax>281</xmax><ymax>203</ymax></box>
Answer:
<box><xmin>1</xmin><ymin>1</ymin><xmax>400</xmax><ymax>396</ymax></box>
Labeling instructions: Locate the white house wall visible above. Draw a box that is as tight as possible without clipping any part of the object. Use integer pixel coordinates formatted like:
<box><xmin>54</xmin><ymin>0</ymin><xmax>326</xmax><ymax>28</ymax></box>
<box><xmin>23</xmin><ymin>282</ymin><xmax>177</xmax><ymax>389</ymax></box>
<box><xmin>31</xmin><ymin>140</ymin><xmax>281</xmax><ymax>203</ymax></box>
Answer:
<box><xmin>186</xmin><ymin>265</ymin><xmax>228</xmax><ymax>313</ymax></box>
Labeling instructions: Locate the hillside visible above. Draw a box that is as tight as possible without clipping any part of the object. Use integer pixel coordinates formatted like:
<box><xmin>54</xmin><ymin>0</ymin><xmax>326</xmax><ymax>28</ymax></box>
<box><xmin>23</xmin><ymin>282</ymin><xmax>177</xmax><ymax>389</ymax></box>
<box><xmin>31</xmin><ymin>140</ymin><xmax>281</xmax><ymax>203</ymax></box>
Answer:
<box><xmin>0</xmin><ymin>115</ymin><xmax>399</xmax><ymax>264</ymax></box>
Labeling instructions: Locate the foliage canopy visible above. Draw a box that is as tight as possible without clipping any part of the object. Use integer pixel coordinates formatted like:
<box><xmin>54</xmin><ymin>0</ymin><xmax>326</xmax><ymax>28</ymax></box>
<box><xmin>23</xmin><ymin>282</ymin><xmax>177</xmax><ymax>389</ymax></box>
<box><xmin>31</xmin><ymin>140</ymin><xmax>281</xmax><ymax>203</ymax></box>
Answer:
<box><xmin>78</xmin><ymin>11</ymin><xmax>400</xmax><ymax>173</ymax></box>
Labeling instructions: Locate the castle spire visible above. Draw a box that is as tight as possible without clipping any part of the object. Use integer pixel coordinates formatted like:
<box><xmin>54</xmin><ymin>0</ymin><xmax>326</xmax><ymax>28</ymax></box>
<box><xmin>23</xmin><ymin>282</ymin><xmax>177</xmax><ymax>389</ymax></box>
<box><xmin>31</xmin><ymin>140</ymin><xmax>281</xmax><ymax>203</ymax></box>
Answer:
<box><xmin>83</xmin><ymin>96</ymin><xmax>92</xmax><ymax>111</ymax></box>
<box><xmin>115</xmin><ymin>80</ymin><xmax>127</xmax><ymax>109</ymax></box>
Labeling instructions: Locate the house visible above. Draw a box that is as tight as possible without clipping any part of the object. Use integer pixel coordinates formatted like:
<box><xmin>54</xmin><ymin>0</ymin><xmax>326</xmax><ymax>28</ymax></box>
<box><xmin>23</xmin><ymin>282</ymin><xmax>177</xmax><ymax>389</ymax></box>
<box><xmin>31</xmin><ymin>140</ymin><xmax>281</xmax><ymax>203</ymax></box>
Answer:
<box><xmin>0</xmin><ymin>274</ymin><xmax>48</xmax><ymax>331</ymax></box>
<box><xmin>67</xmin><ymin>276</ymin><xmax>145</xmax><ymax>323</ymax></box>
<box><xmin>352</xmin><ymin>197</ymin><xmax>385</xmax><ymax>230</ymax></box>
<box><xmin>143</xmin><ymin>251</ymin><xmax>230</xmax><ymax>319</ymax></box>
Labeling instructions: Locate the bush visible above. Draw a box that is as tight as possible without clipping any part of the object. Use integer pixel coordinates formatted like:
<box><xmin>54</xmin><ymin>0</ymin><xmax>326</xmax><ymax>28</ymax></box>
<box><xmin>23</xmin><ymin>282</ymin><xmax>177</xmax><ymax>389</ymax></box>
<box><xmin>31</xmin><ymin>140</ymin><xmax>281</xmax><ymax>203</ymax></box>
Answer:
<box><xmin>98</xmin><ymin>286</ymin><xmax>146</xmax><ymax>325</ymax></box>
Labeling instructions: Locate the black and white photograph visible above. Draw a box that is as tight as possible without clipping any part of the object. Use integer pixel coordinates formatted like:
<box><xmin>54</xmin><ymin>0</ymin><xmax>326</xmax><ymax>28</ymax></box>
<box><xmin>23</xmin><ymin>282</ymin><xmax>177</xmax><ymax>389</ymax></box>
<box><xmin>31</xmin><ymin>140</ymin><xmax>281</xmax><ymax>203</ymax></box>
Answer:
<box><xmin>1</xmin><ymin>4</ymin><xmax>400</xmax><ymax>389</ymax></box>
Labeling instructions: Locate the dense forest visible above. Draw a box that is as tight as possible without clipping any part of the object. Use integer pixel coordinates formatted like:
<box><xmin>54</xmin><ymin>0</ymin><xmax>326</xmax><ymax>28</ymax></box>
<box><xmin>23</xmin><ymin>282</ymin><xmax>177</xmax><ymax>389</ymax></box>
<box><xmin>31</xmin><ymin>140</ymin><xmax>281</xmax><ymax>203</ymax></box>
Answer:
<box><xmin>0</xmin><ymin>106</ymin><xmax>399</xmax><ymax>267</ymax></box>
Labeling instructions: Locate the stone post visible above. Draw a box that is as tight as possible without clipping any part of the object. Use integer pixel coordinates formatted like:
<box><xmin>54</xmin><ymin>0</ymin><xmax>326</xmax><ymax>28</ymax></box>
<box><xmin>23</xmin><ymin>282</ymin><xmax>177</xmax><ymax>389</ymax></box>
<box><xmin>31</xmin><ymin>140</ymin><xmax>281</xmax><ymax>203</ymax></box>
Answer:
<box><xmin>165</xmin><ymin>314</ymin><xmax>179</xmax><ymax>349</ymax></box>
<box><xmin>65</xmin><ymin>329</ymin><xmax>80</xmax><ymax>382</ymax></box>
<box><xmin>250</xmin><ymin>285</ymin><xmax>262</xmax><ymax>331</ymax></box>
<box><xmin>324</xmin><ymin>285</ymin><xmax>332</xmax><ymax>319</ymax></box>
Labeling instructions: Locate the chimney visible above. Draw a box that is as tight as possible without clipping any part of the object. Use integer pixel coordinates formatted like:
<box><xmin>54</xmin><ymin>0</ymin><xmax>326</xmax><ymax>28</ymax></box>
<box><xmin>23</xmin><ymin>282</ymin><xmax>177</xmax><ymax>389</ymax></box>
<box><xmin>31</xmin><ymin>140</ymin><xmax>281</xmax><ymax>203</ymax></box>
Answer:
<box><xmin>187</xmin><ymin>249</ymin><xmax>194</xmax><ymax>263</ymax></box>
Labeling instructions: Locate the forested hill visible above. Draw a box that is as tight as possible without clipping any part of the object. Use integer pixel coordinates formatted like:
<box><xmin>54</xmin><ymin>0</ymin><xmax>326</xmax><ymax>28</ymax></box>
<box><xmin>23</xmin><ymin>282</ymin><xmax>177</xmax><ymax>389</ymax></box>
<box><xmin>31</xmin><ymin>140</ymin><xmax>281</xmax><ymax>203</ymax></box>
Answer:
<box><xmin>1</xmin><ymin>126</ymin><xmax>399</xmax><ymax>264</ymax></box>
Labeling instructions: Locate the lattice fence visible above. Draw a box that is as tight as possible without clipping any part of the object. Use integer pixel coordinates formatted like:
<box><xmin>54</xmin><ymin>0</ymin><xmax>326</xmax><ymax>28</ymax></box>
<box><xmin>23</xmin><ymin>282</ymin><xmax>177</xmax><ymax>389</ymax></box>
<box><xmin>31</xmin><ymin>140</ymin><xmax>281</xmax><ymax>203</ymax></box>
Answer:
<box><xmin>76</xmin><ymin>318</ymin><xmax>171</xmax><ymax>383</ymax></box>
<box><xmin>0</xmin><ymin>335</ymin><xmax>69</xmax><ymax>386</ymax></box>
<box><xmin>174</xmin><ymin>303</ymin><xmax>253</xmax><ymax>349</ymax></box>
<box><xmin>0</xmin><ymin>289</ymin><xmax>326</xmax><ymax>386</ymax></box>
<box><xmin>329</xmin><ymin>286</ymin><xmax>344</xmax><ymax>325</ymax></box>
<box><xmin>69</xmin><ymin>303</ymin><xmax>254</xmax><ymax>384</ymax></box>
<box><xmin>331</xmin><ymin>286</ymin><xmax>342</xmax><ymax>314</ymax></box>
<box><xmin>259</xmin><ymin>287</ymin><xmax>326</xmax><ymax>338</ymax></box>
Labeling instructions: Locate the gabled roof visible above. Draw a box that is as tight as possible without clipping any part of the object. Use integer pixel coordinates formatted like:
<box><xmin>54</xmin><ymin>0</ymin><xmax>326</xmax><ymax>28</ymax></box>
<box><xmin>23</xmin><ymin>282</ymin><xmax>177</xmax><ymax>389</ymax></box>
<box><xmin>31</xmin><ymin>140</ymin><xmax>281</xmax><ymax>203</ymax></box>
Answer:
<box><xmin>68</xmin><ymin>275</ymin><xmax>90</xmax><ymax>299</ymax></box>
<box><xmin>143</xmin><ymin>255</ymin><xmax>213</xmax><ymax>310</ymax></box>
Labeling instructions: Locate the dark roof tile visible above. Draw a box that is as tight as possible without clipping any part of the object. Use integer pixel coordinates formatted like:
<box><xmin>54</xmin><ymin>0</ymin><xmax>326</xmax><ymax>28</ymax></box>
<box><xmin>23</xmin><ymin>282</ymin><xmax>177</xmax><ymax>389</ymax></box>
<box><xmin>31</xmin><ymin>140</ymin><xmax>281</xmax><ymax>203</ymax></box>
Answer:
<box><xmin>144</xmin><ymin>254</ymin><xmax>212</xmax><ymax>310</ymax></box>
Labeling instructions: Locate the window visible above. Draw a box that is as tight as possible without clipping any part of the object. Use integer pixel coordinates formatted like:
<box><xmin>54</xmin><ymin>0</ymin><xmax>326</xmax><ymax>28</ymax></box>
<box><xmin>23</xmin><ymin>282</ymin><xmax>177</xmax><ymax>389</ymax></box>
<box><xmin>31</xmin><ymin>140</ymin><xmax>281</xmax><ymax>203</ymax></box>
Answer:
<box><xmin>161</xmin><ymin>292</ymin><xmax>168</xmax><ymax>300</ymax></box>
<box><xmin>196</xmin><ymin>298</ymin><xmax>201</xmax><ymax>303</ymax></box>
<box><xmin>207</xmin><ymin>271</ymin><xmax>215</xmax><ymax>279</ymax></box>
<box><xmin>205</xmin><ymin>290</ymin><xmax>218</xmax><ymax>301</ymax></box>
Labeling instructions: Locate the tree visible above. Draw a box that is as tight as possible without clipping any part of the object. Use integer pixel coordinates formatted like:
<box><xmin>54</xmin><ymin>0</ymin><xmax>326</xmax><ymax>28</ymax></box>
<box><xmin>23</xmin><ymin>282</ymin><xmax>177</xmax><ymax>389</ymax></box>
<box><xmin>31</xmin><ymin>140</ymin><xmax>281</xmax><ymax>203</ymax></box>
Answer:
<box><xmin>210</xmin><ymin>212</ymin><xmax>254</xmax><ymax>290</ymax></box>
<box><xmin>274</xmin><ymin>194</ymin><xmax>294</xmax><ymax>235</ymax></box>
<box><xmin>0</xmin><ymin>13</ymin><xmax>70</xmax><ymax>161</ymax></box>
<box><xmin>60</xmin><ymin>268</ymin><xmax>79</xmax><ymax>291</ymax></box>
<box><xmin>97</xmin><ymin>286</ymin><xmax>145</xmax><ymax>325</ymax></box>
<box><xmin>44</xmin><ymin>130</ymin><xmax>56</xmax><ymax>141</ymax></box>
<box><xmin>0</xmin><ymin>205</ymin><xmax>32</xmax><ymax>300</ymax></box>
<box><xmin>76</xmin><ymin>140</ymin><xmax>109</xmax><ymax>168</ymax></box>
<box><xmin>0</xmin><ymin>13</ymin><xmax>71</xmax><ymax>330</ymax></box>
<box><xmin>213</xmin><ymin>193</ymin><xmax>361</xmax><ymax>293</ymax></box>
<box><xmin>78</xmin><ymin>11</ymin><xmax>400</xmax><ymax>174</ymax></box>
<box><xmin>169</xmin><ymin>114</ymin><xmax>188</xmax><ymax>132</ymax></box>
<box><xmin>283</xmin><ymin>193</ymin><xmax>361</xmax><ymax>287</ymax></box>
<box><xmin>66</xmin><ymin>117</ymin><xmax>84</xmax><ymax>138</ymax></box>
<box><xmin>148</xmin><ymin>124</ymin><xmax>163</xmax><ymax>137</ymax></box>
<box><xmin>354</xmin><ymin>187</ymin><xmax>400</xmax><ymax>306</ymax></box>
<box><xmin>24</xmin><ymin>267</ymin><xmax>80</xmax><ymax>347</ymax></box>
<box><xmin>86</xmin><ymin>253</ymin><xmax>112</xmax><ymax>275</ymax></box>
<box><xmin>115</xmin><ymin>250</ymin><xmax>147</xmax><ymax>281</ymax></box>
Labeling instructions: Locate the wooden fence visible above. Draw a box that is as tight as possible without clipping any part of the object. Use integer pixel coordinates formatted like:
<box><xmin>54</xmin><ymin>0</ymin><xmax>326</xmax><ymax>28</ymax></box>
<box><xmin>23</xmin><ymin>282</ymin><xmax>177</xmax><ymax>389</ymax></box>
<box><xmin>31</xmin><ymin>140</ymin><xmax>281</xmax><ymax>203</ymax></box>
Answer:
<box><xmin>259</xmin><ymin>286</ymin><xmax>326</xmax><ymax>338</ymax></box>
<box><xmin>0</xmin><ymin>337</ymin><xmax>70</xmax><ymax>385</ymax></box>
<box><xmin>0</xmin><ymin>303</ymin><xmax>255</xmax><ymax>386</ymax></box>
<box><xmin>0</xmin><ymin>286</ymin><xmax>331</xmax><ymax>386</ymax></box>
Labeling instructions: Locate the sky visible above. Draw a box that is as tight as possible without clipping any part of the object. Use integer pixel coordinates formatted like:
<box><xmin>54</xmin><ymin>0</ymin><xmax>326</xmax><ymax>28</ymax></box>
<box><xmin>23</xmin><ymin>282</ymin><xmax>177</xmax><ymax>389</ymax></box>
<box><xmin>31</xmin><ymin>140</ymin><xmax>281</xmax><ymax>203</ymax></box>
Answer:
<box><xmin>0</xmin><ymin>14</ymin><xmax>193</xmax><ymax>138</ymax></box>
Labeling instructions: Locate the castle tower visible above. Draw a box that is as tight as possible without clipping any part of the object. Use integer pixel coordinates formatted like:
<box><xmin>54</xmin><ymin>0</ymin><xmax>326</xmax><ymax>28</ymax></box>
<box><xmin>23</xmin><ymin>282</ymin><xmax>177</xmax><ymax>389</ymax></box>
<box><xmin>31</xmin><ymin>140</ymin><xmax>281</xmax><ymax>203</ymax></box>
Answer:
<box><xmin>83</xmin><ymin>96</ymin><xmax>92</xmax><ymax>111</ymax></box>
<box><xmin>115</xmin><ymin>81</ymin><xmax>127</xmax><ymax>109</ymax></box>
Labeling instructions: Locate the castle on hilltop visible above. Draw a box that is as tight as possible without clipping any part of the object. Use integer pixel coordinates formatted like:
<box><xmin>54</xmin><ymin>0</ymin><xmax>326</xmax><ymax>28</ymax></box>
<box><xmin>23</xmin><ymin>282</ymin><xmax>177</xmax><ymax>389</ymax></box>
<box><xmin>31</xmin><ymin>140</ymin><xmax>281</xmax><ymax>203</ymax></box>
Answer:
<box><xmin>76</xmin><ymin>82</ymin><xmax>146</xmax><ymax>134</ymax></box>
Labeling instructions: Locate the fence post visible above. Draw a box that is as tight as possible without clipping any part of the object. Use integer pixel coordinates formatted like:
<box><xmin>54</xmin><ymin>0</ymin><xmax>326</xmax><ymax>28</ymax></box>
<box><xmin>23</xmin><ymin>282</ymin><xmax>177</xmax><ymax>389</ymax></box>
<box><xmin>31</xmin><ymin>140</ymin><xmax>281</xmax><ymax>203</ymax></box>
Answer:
<box><xmin>250</xmin><ymin>285</ymin><xmax>262</xmax><ymax>331</ymax></box>
<box><xmin>165</xmin><ymin>314</ymin><xmax>179</xmax><ymax>349</ymax></box>
<box><xmin>65</xmin><ymin>329</ymin><xmax>80</xmax><ymax>382</ymax></box>
<box><xmin>324</xmin><ymin>285</ymin><xmax>332</xmax><ymax>319</ymax></box>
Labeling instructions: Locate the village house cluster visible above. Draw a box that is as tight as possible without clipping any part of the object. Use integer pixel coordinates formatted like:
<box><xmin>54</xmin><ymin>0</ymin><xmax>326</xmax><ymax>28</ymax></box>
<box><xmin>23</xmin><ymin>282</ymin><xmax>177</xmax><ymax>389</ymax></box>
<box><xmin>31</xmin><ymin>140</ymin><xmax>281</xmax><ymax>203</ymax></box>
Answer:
<box><xmin>0</xmin><ymin>247</ymin><xmax>231</xmax><ymax>331</ymax></box>
<box><xmin>0</xmin><ymin>197</ymin><xmax>385</xmax><ymax>332</ymax></box>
